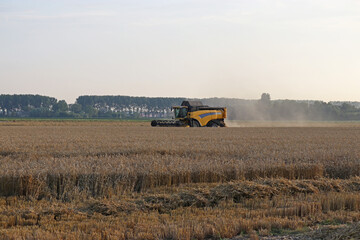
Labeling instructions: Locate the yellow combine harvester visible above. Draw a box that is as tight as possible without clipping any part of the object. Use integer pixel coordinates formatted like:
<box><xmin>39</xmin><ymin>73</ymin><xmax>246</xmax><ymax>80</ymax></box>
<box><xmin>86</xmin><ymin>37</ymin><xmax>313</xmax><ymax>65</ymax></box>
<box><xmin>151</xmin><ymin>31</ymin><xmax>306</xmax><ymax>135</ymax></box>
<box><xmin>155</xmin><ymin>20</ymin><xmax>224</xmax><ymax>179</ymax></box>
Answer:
<box><xmin>151</xmin><ymin>101</ymin><xmax>227</xmax><ymax>127</ymax></box>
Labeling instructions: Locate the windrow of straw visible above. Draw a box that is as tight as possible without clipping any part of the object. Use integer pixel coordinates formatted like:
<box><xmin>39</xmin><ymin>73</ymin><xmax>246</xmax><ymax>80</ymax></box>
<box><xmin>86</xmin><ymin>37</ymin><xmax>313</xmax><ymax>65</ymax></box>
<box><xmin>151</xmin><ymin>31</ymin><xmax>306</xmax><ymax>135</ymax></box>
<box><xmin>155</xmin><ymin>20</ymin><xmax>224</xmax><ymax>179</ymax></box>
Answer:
<box><xmin>0</xmin><ymin>164</ymin><xmax>325</xmax><ymax>199</ymax></box>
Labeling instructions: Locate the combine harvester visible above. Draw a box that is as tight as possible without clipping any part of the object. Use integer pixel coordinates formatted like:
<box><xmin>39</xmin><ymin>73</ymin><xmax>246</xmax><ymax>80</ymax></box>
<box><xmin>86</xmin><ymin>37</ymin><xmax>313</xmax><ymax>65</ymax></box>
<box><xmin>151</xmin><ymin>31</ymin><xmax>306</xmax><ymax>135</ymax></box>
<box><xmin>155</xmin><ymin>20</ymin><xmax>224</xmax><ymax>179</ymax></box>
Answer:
<box><xmin>151</xmin><ymin>101</ymin><xmax>227</xmax><ymax>127</ymax></box>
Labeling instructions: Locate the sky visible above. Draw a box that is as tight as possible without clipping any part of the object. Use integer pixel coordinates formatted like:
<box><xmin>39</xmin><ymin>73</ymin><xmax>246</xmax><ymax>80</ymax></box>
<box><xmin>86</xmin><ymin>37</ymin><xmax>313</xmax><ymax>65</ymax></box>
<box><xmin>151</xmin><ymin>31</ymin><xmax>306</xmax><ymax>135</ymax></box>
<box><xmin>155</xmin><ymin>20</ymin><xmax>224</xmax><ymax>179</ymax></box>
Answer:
<box><xmin>1</xmin><ymin>0</ymin><xmax>360</xmax><ymax>103</ymax></box>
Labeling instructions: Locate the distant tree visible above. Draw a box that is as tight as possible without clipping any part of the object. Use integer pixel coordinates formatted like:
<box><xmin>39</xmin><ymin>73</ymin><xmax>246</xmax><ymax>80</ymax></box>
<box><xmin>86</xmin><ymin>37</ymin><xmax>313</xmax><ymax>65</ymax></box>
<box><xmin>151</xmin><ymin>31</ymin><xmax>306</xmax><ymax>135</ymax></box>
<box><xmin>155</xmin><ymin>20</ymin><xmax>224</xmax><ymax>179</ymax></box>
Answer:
<box><xmin>84</xmin><ymin>105</ymin><xmax>98</xmax><ymax>117</ymax></box>
<box><xmin>260</xmin><ymin>93</ymin><xmax>271</xmax><ymax>102</ymax></box>
<box><xmin>53</xmin><ymin>100</ymin><xmax>68</xmax><ymax>112</ymax></box>
<box><xmin>70</xmin><ymin>103</ymin><xmax>82</xmax><ymax>113</ymax></box>
<box><xmin>256</xmin><ymin>93</ymin><xmax>271</xmax><ymax>120</ymax></box>
<box><xmin>341</xmin><ymin>103</ymin><xmax>357</xmax><ymax>112</ymax></box>
<box><xmin>29</xmin><ymin>108</ymin><xmax>53</xmax><ymax>118</ymax></box>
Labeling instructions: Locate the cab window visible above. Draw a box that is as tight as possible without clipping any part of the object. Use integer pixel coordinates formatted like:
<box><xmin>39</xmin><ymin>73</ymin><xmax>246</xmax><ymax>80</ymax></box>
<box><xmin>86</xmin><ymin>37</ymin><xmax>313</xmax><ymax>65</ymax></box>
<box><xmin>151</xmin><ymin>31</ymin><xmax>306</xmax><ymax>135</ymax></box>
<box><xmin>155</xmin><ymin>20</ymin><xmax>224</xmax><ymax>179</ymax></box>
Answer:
<box><xmin>174</xmin><ymin>108</ymin><xmax>187</xmax><ymax>118</ymax></box>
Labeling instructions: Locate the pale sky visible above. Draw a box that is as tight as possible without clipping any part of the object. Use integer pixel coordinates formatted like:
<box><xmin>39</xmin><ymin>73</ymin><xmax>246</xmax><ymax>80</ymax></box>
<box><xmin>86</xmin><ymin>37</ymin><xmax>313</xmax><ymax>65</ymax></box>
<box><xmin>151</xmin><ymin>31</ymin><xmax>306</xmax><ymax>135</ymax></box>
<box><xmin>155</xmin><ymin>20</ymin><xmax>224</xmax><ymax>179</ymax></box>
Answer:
<box><xmin>1</xmin><ymin>0</ymin><xmax>360</xmax><ymax>103</ymax></box>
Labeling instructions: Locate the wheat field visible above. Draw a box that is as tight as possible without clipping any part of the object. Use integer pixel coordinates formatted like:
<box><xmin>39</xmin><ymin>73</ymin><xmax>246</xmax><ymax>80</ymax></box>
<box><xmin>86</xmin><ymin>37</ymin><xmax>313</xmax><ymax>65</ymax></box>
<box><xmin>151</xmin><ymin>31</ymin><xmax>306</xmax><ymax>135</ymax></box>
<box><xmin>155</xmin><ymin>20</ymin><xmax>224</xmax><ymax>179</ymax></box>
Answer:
<box><xmin>0</xmin><ymin>121</ymin><xmax>359</xmax><ymax>239</ymax></box>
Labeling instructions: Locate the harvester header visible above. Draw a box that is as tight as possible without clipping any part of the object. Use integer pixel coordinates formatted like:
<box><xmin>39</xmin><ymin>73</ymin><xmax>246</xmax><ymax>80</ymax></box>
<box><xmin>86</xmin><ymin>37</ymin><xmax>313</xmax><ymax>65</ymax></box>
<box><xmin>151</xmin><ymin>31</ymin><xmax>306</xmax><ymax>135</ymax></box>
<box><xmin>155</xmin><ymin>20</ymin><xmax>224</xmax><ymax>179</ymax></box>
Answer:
<box><xmin>151</xmin><ymin>101</ymin><xmax>227</xmax><ymax>127</ymax></box>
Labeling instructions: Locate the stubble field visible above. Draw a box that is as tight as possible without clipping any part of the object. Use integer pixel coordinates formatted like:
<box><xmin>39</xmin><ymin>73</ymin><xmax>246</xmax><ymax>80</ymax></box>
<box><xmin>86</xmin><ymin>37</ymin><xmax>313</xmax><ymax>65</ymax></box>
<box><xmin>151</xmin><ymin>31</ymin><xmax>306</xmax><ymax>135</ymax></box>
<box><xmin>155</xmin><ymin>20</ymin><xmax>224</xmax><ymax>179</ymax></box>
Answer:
<box><xmin>0</xmin><ymin>120</ymin><xmax>359</xmax><ymax>239</ymax></box>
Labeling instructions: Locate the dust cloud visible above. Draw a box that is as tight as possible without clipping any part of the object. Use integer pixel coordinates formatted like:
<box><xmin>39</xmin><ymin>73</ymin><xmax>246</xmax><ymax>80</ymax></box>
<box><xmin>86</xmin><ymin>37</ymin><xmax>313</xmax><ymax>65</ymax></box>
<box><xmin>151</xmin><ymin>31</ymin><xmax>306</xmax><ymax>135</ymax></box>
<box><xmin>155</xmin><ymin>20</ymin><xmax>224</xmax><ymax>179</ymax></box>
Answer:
<box><xmin>224</xmin><ymin>121</ymin><xmax>357</xmax><ymax>128</ymax></box>
<box><xmin>202</xmin><ymin>97</ymin><xmax>359</xmax><ymax>127</ymax></box>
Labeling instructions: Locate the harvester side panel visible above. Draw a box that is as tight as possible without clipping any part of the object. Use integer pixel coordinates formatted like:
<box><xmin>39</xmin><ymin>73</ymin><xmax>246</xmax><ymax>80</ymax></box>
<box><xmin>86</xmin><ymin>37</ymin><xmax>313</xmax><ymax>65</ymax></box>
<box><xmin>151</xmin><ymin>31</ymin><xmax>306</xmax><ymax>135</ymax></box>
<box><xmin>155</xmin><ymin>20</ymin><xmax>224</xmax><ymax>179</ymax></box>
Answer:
<box><xmin>189</xmin><ymin>109</ymin><xmax>226</xmax><ymax>127</ymax></box>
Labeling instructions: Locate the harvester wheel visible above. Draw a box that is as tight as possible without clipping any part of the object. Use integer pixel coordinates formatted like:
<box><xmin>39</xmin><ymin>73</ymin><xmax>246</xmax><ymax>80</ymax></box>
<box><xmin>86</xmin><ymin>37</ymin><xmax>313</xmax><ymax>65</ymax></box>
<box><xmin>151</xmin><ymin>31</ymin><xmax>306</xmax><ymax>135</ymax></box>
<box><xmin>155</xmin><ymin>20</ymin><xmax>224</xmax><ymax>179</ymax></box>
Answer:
<box><xmin>191</xmin><ymin>120</ymin><xmax>200</xmax><ymax>127</ymax></box>
<box><xmin>208</xmin><ymin>121</ymin><xmax>219</xmax><ymax>127</ymax></box>
<box><xmin>209</xmin><ymin>122</ymin><xmax>220</xmax><ymax>127</ymax></box>
<box><xmin>219</xmin><ymin>120</ymin><xmax>226</xmax><ymax>127</ymax></box>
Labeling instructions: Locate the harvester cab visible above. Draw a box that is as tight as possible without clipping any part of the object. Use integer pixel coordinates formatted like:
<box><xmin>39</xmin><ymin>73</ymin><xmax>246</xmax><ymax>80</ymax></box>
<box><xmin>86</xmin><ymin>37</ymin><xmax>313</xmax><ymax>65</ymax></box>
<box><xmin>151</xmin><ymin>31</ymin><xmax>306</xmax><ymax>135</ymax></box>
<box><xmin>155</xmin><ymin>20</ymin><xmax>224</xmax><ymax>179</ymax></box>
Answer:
<box><xmin>151</xmin><ymin>101</ymin><xmax>227</xmax><ymax>127</ymax></box>
<box><xmin>173</xmin><ymin>106</ymin><xmax>188</xmax><ymax>119</ymax></box>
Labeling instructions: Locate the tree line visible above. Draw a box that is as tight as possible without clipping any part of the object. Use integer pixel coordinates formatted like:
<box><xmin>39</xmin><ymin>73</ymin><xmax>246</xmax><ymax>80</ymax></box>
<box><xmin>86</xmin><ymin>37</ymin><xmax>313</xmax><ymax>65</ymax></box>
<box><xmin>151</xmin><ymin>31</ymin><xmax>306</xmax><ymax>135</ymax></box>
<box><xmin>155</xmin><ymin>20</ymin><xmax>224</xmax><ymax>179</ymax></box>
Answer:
<box><xmin>1</xmin><ymin>94</ymin><xmax>360</xmax><ymax>121</ymax></box>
